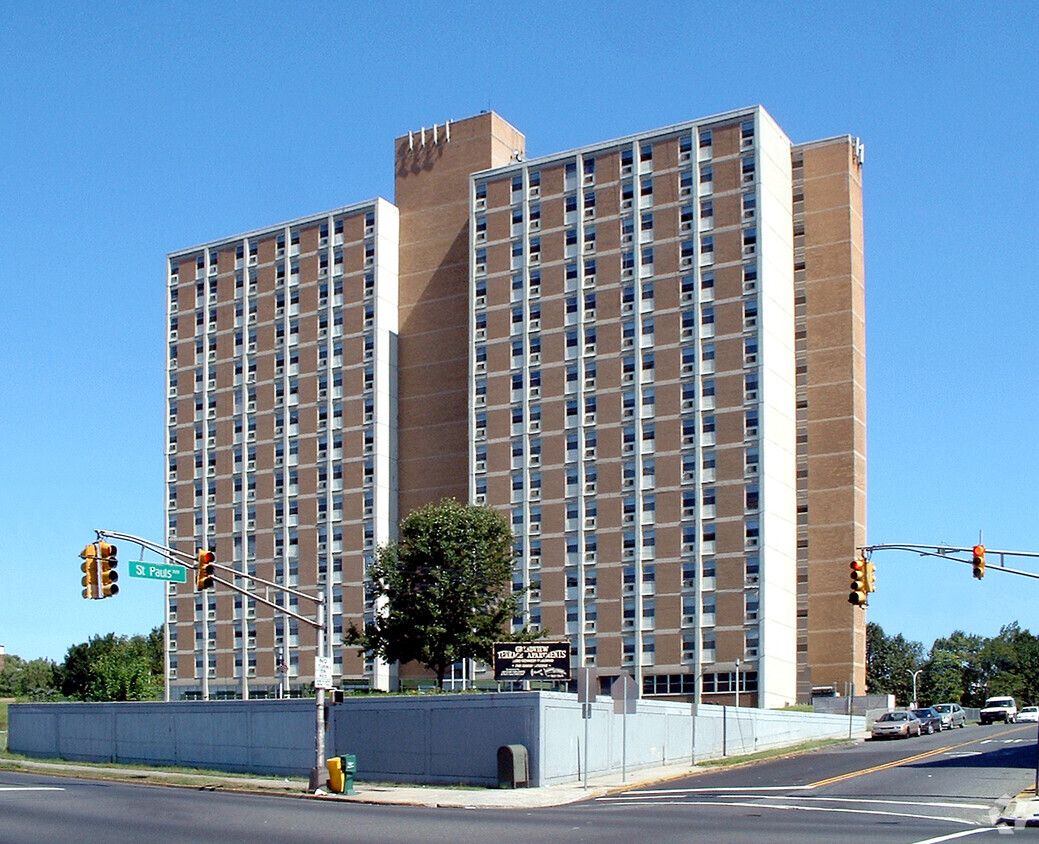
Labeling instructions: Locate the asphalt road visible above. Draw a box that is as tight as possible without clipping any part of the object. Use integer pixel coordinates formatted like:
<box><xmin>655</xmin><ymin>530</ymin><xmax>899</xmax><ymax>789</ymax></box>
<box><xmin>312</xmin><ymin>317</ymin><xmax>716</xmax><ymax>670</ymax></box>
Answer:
<box><xmin>595</xmin><ymin>721</ymin><xmax>1039</xmax><ymax>842</ymax></box>
<box><xmin>2</xmin><ymin>723</ymin><xmax>1037</xmax><ymax>844</ymax></box>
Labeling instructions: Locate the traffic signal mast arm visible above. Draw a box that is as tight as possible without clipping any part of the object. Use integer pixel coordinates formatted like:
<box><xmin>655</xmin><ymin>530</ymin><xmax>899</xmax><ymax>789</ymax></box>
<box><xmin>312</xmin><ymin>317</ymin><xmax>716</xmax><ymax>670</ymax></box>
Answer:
<box><xmin>92</xmin><ymin>528</ymin><xmax>334</xmax><ymax>793</ymax></box>
<box><xmin>858</xmin><ymin>543</ymin><xmax>1039</xmax><ymax>581</ymax></box>
<box><xmin>93</xmin><ymin>529</ymin><xmax>325</xmax><ymax>630</ymax></box>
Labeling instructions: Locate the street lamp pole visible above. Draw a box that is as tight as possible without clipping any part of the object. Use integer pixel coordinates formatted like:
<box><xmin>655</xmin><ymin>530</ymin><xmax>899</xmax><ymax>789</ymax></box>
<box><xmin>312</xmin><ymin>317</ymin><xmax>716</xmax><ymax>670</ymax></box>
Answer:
<box><xmin>735</xmin><ymin>658</ymin><xmax>741</xmax><ymax>709</ymax></box>
<box><xmin>908</xmin><ymin>668</ymin><xmax>922</xmax><ymax>708</ymax></box>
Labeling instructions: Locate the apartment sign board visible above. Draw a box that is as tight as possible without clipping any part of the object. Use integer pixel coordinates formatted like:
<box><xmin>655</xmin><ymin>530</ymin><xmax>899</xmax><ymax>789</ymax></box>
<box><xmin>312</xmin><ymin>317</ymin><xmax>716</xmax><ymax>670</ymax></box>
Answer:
<box><xmin>493</xmin><ymin>641</ymin><xmax>571</xmax><ymax>681</ymax></box>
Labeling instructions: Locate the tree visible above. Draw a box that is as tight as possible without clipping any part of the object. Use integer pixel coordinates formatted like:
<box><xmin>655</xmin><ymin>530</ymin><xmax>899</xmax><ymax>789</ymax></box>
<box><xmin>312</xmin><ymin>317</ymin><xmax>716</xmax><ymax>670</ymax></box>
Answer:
<box><xmin>348</xmin><ymin>499</ymin><xmax>534</xmax><ymax>688</ymax></box>
<box><xmin>57</xmin><ymin>630</ymin><xmax>163</xmax><ymax>702</ymax></box>
<box><xmin>972</xmin><ymin>623</ymin><xmax>1039</xmax><ymax>707</ymax></box>
<box><xmin>0</xmin><ymin>654</ymin><xmax>59</xmax><ymax>699</ymax></box>
<box><xmin>866</xmin><ymin>622</ymin><xmax>924</xmax><ymax>705</ymax></box>
<box><xmin>921</xmin><ymin>630</ymin><xmax>984</xmax><ymax>706</ymax></box>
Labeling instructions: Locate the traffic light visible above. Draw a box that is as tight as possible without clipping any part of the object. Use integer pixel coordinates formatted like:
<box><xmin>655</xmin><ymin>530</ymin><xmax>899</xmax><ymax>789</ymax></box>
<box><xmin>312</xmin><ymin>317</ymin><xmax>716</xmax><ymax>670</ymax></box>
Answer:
<box><xmin>80</xmin><ymin>544</ymin><xmax>100</xmax><ymax>599</ymax></box>
<box><xmin>864</xmin><ymin>560</ymin><xmax>876</xmax><ymax>594</ymax></box>
<box><xmin>196</xmin><ymin>549</ymin><xmax>216</xmax><ymax>590</ymax></box>
<box><xmin>97</xmin><ymin>541</ymin><xmax>118</xmax><ymax>598</ymax></box>
<box><xmin>972</xmin><ymin>544</ymin><xmax>986</xmax><ymax>579</ymax></box>
<box><xmin>849</xmin><ymin>557</ymin><xmax>868</xmax><ymax>606</ymax></box>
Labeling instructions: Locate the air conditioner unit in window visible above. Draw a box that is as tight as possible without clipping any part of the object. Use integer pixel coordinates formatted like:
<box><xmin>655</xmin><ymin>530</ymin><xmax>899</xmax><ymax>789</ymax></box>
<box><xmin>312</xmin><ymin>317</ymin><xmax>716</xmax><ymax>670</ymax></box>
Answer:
<box><xmin>209</xmin><ymin>265</ymin><xmax>218</xmax><ymax>276</ymax></box>
<box><xmin>583</xmin><ymin>207</ymin><xmax>595</xmax><ymax>219</ymax></box>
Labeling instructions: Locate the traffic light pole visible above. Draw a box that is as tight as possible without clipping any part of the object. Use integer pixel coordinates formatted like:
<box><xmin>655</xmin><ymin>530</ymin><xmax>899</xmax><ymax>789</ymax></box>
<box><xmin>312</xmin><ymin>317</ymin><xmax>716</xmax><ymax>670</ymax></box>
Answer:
<box><xmin>858</xmin><ymin>543</ymin><xmax>1039</xmax><ymax>579</ymax></box>
<box><xmin>92</xmin><ymin>530</ymin><xmax>333</xmax><ymax>793</ymax></box>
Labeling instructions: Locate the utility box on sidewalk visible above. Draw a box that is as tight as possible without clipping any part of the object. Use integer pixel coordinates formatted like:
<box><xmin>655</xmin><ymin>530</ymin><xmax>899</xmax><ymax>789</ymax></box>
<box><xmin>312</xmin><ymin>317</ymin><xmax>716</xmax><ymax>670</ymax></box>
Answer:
<box><xmin>497</xmin><ymin>744</ymin><xmax>529</xmax><ymax>789</ymax></box>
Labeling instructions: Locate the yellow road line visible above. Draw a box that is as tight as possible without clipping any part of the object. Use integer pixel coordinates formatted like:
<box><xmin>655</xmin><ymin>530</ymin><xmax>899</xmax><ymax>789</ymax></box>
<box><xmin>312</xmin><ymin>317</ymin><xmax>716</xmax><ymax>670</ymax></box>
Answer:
<box><xmin>808</xmin><ymin>725</ymin><xmax>1030</xmax><ymax>788</ymax></box>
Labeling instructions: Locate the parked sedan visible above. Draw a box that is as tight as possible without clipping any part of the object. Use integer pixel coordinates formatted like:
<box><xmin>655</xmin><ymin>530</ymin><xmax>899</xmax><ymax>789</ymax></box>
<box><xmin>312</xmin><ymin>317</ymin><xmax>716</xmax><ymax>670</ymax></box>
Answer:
<box><xmin>932</xmin><ymin>702</ymin><xmax>967</xmax><ymax>729</ymax></box>
<box><xmin>1018</xmin><ymin>706</ymin><xmax>1039</xmax><ymax>723</ymax></box>
<box><xmin>872</xmin><ymin>710</ymin><xmax>923</xmax><ymax>739</ymax></box>
<box><xmin>911</xmin><ymin>707</ymin><xmax>943</xmax><ymax>734</ymax></box>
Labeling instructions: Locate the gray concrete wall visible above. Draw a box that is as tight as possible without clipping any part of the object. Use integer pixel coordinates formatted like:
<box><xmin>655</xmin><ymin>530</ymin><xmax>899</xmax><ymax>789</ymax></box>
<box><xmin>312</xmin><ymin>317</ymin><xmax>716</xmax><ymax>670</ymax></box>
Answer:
<box><xmin>813</xmin><ymin>693</ymin><xmax>893</xmax><ymax>716</ymax></box>
<box><xmin>9</xmin><ymin>699</ymin><xmax>316</xmax><ymax>777</ymax></box>
<box><xmin>328</xmin><ymin>692</ymin><xmax>541</xmax><ymax>785</ymax></box>
<box><xmin>10</xmin><ymin>693</ymin><xmax>866</xmax><ymax>786</ymax></box>
<box><xmin>692</xmin><ymin>704</ymin><xmax>864</xmax><ymax>761</ymax></box>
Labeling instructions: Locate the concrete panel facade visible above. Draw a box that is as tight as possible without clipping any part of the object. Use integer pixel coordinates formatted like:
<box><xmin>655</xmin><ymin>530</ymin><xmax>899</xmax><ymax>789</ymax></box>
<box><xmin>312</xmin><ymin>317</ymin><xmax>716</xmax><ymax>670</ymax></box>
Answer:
<box><xmin>9</xmin><ymin>694</ymin><xmax>864</xmax><ymax>786</ymax></box>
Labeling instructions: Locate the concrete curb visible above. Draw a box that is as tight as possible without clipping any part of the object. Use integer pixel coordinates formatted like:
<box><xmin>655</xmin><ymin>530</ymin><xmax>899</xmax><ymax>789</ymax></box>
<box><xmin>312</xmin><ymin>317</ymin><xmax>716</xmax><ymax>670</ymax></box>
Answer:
<box><xmin>999</xmin><ymin>789</ymin><xmax>1039</xmax><ymax>827</ymax></box>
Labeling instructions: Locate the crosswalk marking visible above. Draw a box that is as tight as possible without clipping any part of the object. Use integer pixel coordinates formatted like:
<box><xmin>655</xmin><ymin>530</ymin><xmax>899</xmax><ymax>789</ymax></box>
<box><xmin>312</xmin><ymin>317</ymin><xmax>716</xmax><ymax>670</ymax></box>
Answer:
<box><xmin>600</xmin><ymin>791</ymin><xmax>988</xmax><ymax>811</ymax></box>
<box><xmin>596</xmin><ymin>797</ymin><xmax>980</xmax><ymax>826</ymax></box>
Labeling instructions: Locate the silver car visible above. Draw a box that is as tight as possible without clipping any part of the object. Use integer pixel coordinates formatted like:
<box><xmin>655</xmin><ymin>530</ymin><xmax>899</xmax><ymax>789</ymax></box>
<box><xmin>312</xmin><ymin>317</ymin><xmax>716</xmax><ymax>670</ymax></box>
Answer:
<box><xmin>872</xmin><ymin>710</ymin><xmax>923</xmax><ymax>739</ymax></box>
<box><xmin>932</xmin><ymin>702</ymin><xmax>967</xmax><ymax>729</ymax></box>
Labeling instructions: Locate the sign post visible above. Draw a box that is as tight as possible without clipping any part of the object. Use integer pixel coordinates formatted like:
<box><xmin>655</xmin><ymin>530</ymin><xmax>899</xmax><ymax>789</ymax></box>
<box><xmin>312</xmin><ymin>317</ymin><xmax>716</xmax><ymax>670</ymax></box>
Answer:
<box><xmin>612</xmin><ymin>672</ymin><xmax>638</xmax><ymax>783</ymax></box>
<box><xmin>577</xmin><ymin>667</ymin><xmax>597</xmax><ymax>790</ymax></box>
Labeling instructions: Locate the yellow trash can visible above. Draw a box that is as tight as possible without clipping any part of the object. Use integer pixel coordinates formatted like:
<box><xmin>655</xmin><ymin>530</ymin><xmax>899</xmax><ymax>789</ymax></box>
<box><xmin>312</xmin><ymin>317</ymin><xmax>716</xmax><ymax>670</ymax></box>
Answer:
<box><xmin>326</xmin><ymin>756</ymin><xmax>345</xmax><ymax>793</ymax></box>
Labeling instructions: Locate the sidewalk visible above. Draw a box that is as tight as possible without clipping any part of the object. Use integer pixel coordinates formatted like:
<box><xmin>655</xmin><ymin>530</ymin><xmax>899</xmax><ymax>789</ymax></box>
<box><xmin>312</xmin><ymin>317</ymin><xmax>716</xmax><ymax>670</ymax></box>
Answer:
<box><xmin>0</xmin><ymin>756</ymin><xmax>697</xmax><ymax>809</ymax></box>
<box><xmin>320</xmin><ymin>763</ymin><xmax>698</xmax><ymax>808</ymax></box>
<box><xmin>1000</xmin><ymin>789</ymin><xmax>1039</xmax><ymax>828</ymax></box>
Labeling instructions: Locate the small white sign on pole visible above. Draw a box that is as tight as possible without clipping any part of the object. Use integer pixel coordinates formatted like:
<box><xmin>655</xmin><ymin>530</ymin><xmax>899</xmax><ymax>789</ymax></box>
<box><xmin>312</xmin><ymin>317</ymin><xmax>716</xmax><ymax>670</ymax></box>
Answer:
<box><xmin>314</xmin><ymin>656</ymin><xmax>334</xmax><ymax>690</ymax></box>
<box><xmin>611</xmin><ymin>672</ymin><xmax>638</xmax><ymax>715</ymax></box>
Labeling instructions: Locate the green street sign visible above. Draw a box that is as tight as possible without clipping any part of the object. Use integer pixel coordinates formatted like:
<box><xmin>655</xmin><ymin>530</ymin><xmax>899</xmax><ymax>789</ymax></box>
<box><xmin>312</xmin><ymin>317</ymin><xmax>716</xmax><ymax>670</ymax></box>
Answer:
<box><xmin>128</xmin><ymin>561</ymin><xmax>187</xmax><ymax>583</ymax></box>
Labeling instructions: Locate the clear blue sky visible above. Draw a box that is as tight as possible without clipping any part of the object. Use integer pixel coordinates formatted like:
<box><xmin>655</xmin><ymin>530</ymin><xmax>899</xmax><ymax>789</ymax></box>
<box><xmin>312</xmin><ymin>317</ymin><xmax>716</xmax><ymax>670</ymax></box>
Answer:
<box><xmin>1</xmin><ymin>1</ymin><xmax>1036</xmax><ymax>663</ymax></box>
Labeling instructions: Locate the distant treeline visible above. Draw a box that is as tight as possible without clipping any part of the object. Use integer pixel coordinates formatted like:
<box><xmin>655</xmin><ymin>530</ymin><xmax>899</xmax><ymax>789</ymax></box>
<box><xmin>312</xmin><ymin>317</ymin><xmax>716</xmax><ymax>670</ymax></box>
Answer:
<box><xmin>867</xmin><ymin>621</ymin><xmax>1039</xmax><ymax>707</ymax></box>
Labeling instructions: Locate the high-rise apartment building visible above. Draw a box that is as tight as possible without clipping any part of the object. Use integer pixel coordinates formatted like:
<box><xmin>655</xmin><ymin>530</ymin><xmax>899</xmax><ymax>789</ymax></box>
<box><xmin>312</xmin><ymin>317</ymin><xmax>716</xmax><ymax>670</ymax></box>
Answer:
<box><xmin>164</xmin><ymin>106</ymin><xmax>865</xmax><ymax>705</ymax></box>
